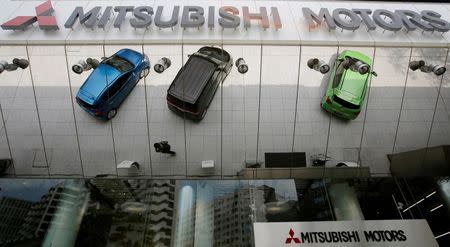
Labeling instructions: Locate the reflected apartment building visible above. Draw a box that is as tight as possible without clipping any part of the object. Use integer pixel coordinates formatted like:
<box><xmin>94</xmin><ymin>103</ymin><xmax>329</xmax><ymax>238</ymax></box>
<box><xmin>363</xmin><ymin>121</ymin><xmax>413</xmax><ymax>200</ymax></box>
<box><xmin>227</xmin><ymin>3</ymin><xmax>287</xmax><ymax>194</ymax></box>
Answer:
<box><xmin>0</xmin><ymin>180</ymin><xmax>89</xmax><ymax>245</ymax></box>
<box><xmin>0</xmin><ymin>197</ymin><xmax>33</xmax><ymax>244</ymax></box>
<box><xmin>173</xmin><ymin>181</ymin><xmax>298</xmax><ymax>247</ymax></box>
<box><xmin>85</xmin><ymin>179</ymin><xmax>176</xmax><ymax>246</ymax></box>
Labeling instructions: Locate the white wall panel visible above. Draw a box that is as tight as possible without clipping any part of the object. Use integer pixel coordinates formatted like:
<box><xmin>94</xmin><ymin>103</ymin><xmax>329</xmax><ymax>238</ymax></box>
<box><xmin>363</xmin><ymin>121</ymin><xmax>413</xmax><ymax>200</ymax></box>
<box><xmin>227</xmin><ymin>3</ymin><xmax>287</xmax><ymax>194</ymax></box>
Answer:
<box><xmin>394</xmin><ymin>48</ymin><xmax>446</xmax><ymax>155</ymax></box>
<box><xmin>294</xmin><ymin>46</ymin><xmax>337</xmax><ymax>166</ymax></box>
<box><xmin>0</xmin><ymin>46</ymin><xmax>48</xmax><ymax>175</ymax></box>
<box><xmin>145</xmin><ymin>45</ymin><xmax>186</xmax><ymax>176</ymax></box>
<box><xmin>360</xmin><ymin>47</ymin><xmax>410</xmax><ymax>175</ymax></box>
<box><xmin>222</xmin><ymin>45</ymin><xmax>261</xmax><ymax>176</ymax></box>
<box><xmin>258</xmin><ymin>45</ymin><xmax>299</xmax><ymax>164</ymax></box>
<box><xmin>28</xmin><ymin>45</ymin><xmax>82</xmax><ymax>176</ymax></box>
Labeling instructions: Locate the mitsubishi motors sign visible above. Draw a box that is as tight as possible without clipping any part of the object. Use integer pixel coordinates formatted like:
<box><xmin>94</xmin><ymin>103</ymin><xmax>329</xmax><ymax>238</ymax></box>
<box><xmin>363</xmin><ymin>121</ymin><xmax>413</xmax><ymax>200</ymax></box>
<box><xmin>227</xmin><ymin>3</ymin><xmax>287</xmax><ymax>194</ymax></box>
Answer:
<box><xmin>1</xmin><ymin>0</ymin><xmax>58</xmax><ymax>30</ymax></box>
<box><xmin>254</xmin><ymin>220</ymin><xmax>438</xmax><ymax>247</ymax></box>
<box><xmin>1</xmin><ymin>0</ymin><xmax>449</xmax><ymax>33</ymax></box>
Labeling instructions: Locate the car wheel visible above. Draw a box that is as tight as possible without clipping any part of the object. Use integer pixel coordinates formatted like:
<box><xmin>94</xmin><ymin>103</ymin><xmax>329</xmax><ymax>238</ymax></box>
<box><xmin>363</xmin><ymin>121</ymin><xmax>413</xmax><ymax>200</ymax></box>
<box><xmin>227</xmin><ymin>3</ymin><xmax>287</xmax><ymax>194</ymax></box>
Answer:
<box><xmin>140</xmin><ymin>67</ymin><xmax>150</xmax><ymax>79</ymax></box>
<box><xmin>107</xmin><ymin>109</ymin><xmax>117</xmax><ymax>120</ymax></box>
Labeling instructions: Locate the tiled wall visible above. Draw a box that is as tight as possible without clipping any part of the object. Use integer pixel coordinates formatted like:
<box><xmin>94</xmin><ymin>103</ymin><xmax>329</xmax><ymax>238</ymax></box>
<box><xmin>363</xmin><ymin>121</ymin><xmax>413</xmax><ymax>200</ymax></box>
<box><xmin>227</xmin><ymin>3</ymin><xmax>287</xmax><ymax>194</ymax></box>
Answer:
<box><xmin>0</xmin><ymin>45</ymin><xmax>449</xmax><ymax>178</ymax></box>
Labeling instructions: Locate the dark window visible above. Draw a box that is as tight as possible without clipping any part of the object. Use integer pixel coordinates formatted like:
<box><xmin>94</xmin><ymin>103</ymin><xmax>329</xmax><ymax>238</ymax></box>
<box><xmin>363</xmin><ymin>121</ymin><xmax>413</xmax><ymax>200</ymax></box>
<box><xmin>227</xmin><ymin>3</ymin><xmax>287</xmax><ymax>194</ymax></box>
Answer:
<box><xmin>103</xmin><ymin>55</ymin><xmax>133</xmax><ymax>72</ymax></box>
<box><xmin>333</xmin><ymin>61</ymin><xmax>345</xmax><ymax>88</ymax></box>
<box><xmin>76</xmin><ymin>97</ymin><xmax>94</xmax><ymax>109</ymax></box>
<box><xmin>102</xmin><ymin>73</ymin><xmax>130</xmax><ymax>101</ymax></box>
<box><xmin>167</xmin><ymin>94</ymin><xmax>198</xmax><ymax>112</ymax></box>
<box><xmin>333</xmin><ymin>95</ymin><xmax>360</xmax><ymax>109</ymax></box>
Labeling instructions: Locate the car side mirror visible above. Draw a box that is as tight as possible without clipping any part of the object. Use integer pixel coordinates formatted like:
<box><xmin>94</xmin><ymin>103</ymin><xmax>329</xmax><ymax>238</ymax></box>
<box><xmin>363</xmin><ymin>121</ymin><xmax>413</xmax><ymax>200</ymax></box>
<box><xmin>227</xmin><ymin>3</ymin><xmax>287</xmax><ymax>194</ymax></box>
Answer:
<box><xmin>371</xmin><ymin>71</ymin><xmax>378</xmax><ymax>77</ymax></box>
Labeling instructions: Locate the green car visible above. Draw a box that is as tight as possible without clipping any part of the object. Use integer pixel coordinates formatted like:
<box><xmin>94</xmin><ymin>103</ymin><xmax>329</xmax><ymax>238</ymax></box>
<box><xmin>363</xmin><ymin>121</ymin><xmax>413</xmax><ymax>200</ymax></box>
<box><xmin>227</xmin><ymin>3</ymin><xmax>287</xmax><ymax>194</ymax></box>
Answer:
<box><xmin>321</xmin><ymin>50</ymin><xmax>377</xmax><ymax>120</ymax></box>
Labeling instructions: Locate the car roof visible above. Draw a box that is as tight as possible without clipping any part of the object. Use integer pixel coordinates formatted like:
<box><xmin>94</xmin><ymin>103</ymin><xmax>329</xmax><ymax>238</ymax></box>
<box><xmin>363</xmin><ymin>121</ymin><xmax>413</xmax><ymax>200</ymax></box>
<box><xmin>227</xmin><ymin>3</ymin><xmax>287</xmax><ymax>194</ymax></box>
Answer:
<box><xmin>335</xmin><ymin>50</ymin><xmax>372</xmax><ymax>103</ymax></box>
<box><xmin>168</xmin><ymin>55</ymin><xmax>217</xmax><ymax>104</ymax></box>
<box><xmin>337</xmin><ymin>68</ymin><xmax>368</xmax><ymax>101</ymax></box>
<box><xmin>115</xmin><ymin>48</ymin><xmax>143</xmax><ymax>66</ymax></box>
<box><xmin>78</xmin><ymin>63</ymin><xmax>123</xmax><ymax>102</ymax></box>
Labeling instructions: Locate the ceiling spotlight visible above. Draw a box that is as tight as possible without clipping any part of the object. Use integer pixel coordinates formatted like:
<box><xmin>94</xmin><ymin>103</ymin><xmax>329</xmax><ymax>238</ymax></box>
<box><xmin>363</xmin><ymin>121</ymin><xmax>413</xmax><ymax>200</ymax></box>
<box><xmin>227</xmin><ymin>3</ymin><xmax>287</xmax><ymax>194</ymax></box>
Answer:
<box><xmin>72</xmin><ymin>60</ymin><xmax>94</xmax><ymax>74</ymax></box>
<box><xmin>235</xmin><ymin>58</ymin><xmax>249</xmax><ymax>74</ymax></box>
<box><xmin>0</xmin><ymin>61</ymin><xmax>8</xmax><ymax>73</ymax></box>
<box><xmin>409</xmin><ymin>60</ymin><xmax>425</xmax><ymax>71</ymax></box>
<box><xmin>411</xmin><ymin>60</ymin><xmax>446</xmax><ymax>76</ymax></box>
<box><xmin>12</xmin><ymin>58</ymin><xmax>29</xmax><ymax>69</ymax></box>
<box><xmin>430</xmin><ymin>64</ymin><xmax>446</xmax><ymax>76</ymax></box>
<box><xmin>86</xmin><ymin>58</ymin><xmax>99</xmax><ymax>69</ymax></box>
<box><xmin>154</xmin><ymin>57</ymin><xmax>171</xmax><ymax>74</ymax></box>
<box><xmin>342</xmin><ymin>58</ymin><xmax>370</xmax><ymax>75</ymax></box>
<box><xmin>0</xmin><ymin>59</ymin><xmax>30</xmax><ymax>74</ymax></box>
<box><xmin>353</xmin><ymin>60</ymin><xmax>370</xmax><ymax>74</ymax></box>
<box><xmin>307</xmin><ymin>58</ymin><xmax>330</xmax><ymax>74</ymax></box>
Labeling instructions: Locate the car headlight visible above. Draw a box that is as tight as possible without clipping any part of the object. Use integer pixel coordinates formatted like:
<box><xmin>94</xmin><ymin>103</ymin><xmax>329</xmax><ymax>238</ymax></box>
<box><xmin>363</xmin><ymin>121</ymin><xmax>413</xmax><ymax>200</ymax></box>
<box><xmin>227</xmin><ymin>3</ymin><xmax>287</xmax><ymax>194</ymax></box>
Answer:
<box><xmin>144</xmin><ymin>54</ymin><xmax>149</xmax><ymax>63</ymax></box>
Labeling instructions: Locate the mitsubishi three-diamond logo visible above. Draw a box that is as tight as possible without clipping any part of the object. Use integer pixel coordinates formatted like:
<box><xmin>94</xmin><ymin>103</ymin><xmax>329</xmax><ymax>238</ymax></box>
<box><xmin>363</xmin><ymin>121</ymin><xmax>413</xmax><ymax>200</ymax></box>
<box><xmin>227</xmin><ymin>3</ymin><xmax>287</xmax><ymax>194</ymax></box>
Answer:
<box><xmin>285</xmin><ymin>229</ymin><xmax>301</xmax><ymax>244</ymax></box>
<box><xmin>1</xmin><ymin>0</ymin><xmax>58</xmax><ymax>31</ymax></box>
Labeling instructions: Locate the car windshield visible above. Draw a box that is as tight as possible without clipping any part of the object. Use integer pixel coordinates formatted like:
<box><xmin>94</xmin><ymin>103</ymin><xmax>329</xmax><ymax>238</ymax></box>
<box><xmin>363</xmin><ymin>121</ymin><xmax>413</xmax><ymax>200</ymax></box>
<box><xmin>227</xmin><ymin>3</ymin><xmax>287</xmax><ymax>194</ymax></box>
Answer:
<box><xmin>333</xmin><ymin>60</ymin><xmax>345</xmax><ymax>88</ymax></box>
<box><xmin>333</xmin><ymin>95</ymin><xmax>360</xmax><ymax>109</ymax></box>
<box><xmin>103</xmin><ymin>55</ymin><xmax>133</xmax><ymax>72</ymax></box>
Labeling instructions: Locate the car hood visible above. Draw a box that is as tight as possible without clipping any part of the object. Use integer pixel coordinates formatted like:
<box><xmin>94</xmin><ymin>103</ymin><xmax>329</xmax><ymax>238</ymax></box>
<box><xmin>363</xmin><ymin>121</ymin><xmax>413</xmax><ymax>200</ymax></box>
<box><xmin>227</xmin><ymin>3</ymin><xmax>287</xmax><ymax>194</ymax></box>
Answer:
<box><xmin>116</xmin><ymin>49</ymin><xmax>143</xmax><ymax>66</ymax></box>
<box><xmin>78</xmin><ymin>64</ymin><xmax>122</xmax><ymax>101</ymax></box>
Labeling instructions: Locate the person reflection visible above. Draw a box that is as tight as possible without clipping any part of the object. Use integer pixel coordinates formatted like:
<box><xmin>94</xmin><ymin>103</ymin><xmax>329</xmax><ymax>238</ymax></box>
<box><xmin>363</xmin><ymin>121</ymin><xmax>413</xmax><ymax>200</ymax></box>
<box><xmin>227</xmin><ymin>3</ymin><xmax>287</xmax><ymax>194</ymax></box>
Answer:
<box><xmin>154</xmin><ymin>141</ymin><xmax>176</xmax><ymax>156</ymax></box>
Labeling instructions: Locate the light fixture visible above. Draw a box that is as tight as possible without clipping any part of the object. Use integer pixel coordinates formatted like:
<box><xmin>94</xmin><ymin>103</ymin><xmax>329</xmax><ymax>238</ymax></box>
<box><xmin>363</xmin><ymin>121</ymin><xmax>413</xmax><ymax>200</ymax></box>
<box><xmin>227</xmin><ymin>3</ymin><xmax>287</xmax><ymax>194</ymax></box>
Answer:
<box><xmin>154</xmin><ymin>57</ymin><xmax>171</xmax><ymax>73</ymax></box>
<box><xmin>353</xmin><ymin>60</ymin><xmax>370</xmax><ymax>74</ymax></box>
<box><xmin>307</xmin><ymin>58</ymin><xmax>330</xmax><ymax>74</ymax></box>
<box><xmin>72</xmin><ymin>58</ymin><xmax>100</xmax><ymax>74</ymax></box>
<box><xmin>430</xmin><ymin>204</ymin><xmax>443</xmax><ymax>212</ymax></box>
<box><xmin>201</xmin><ymin>160</ymin><xmax>214</xmax><ymax>168</ymax></box>
<box><xmin>12</xmin><ymin>58</ymin><xmax>29</xmax><ymax>69</ymax></box>
<box><xmin>117</xmin><ymin>160</ymin><xmax>140</xmax><ymax>170</ymax></box>
<box><xmin>0</xmin><ymin>58</ymin><xmax>29</xmax><ymax>74</ymax></box>
<box><xmin>120</xmin><ymin>202</ymin><xmax>149</xmax><ymax>214</ymax></box>
<box><xmin>235</xmin><ymin>58</ymin><xmax>249</xmax><ymax>74</ymax></box>
<box><xmin>409</xmin><ymin>60</ymin><xmax>425</xmax><ymax>71</ymax></box>
<box><xmin>86</xmin><ymin>57</ymin><xmax>99</xmax><ymax>69</ymax></box>
<box><xmin>409</xmin><ymin>60</ymin><xmax>446</xmax><ymax>76</ymax></box>
<box><xmin>342</xmin><ymin>58</ymin><xmax>371</xmax><ymax>75</ymax></box>
<box><xmin>428</xmin><ymin>64</ymin><xmax>446</xmax><ymax>76</ymax></box>
<box><xmin>72</xmin><ymin>60</ymin><xmax>89</xmax><ymax>74</ymax></box>
<box><xmin>0</xmin><ymin>61</ymin><xmax>8</xmax><ymax>73</ymax></box>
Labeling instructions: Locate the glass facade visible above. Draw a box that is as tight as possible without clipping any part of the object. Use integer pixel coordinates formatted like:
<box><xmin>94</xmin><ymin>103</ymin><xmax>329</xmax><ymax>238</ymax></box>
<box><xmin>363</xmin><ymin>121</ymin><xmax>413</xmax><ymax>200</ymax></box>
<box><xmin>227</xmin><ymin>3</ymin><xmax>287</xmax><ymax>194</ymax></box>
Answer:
<box><xmin>0</xmin><ymin>45</ymin><xmax>449</xmax><ymax>178</ymax></box>
<box><xmin>1</xmin><ymin>0</ymin><xmax>450</xmax><ymax>246</ymax></box>
<box><xmin>0</xmin><ymin>178</ymin><xmax>449</xmax><ymax>246</ymax></box>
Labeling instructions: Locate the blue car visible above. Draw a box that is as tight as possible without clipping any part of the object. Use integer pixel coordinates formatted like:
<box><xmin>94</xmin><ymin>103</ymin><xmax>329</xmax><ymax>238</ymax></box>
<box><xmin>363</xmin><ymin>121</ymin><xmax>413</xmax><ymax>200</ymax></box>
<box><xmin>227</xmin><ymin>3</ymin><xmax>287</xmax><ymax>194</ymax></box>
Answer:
<box><xmin>76</xmin><ymin>49</ymin><xmax>150</xmax><ymax>120</ymax></box>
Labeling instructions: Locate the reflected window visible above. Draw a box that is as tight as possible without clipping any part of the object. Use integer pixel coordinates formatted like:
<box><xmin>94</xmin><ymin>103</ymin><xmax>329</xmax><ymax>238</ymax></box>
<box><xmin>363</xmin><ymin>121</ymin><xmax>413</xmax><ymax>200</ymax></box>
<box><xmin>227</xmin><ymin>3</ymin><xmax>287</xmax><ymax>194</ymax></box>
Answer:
<box><xmin>103</xmin><ymin>55</ymin><xmax>133</xmax><ymax>72</ymax></box>
<box><xmin>333</xmin><ymin>60</ymin><xmax>345</xmax><ymax>88</ymax></box>
<box><xmin>333</xmin><ymin>95</ymin><xmax>360</xmax><ymax>109</ymax></box>
<box><xmin>101</xmin><ymin>72</ymin><xmax>131</xmax><ymax>101</ymax></box>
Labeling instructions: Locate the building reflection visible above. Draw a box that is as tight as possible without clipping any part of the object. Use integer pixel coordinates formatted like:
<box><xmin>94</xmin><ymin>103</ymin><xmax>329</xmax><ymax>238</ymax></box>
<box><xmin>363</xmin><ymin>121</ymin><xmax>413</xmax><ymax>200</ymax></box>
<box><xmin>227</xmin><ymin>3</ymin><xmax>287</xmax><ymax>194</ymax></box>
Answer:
<box><xmin>0</xmin><ymin>180</ymin><xmax>88</xmax><ymax>246</ymax></box>
<box><xmin>77</xmin><ymin>179</ymin><xmax>176</xmax><ymax>247</ymax></box>
<box><xmin>172</xmin><ymin>180</ymin><xmax>300</xmax><ymax>247</ymax></box>
<box><xmin>0</xmin><ymin>177</ymin><xmax>448</xmax><ymax>246</ymax></box>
